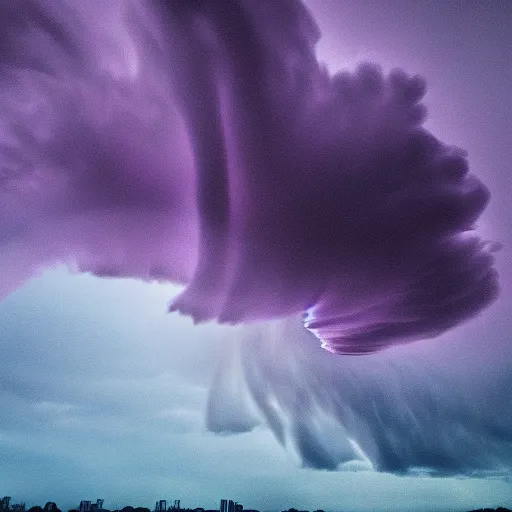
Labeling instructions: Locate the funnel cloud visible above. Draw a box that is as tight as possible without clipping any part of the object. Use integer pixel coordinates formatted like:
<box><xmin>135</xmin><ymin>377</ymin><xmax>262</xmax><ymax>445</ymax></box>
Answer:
<box><xmin>207</xmin><ymin>318</ymin><xmax>512</xmax><ymax>475</ymax></box>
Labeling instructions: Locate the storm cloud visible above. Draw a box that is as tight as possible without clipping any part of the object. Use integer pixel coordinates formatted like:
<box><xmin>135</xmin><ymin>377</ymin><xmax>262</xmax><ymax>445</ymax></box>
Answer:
<box><xmin>207</xmin><ymin>317</ymin><xmax>512</xmax><ymax>475</ymax></box>
<box><xmin>0</xmin><ymin>0</ymin><xmax>499</xmax><ymax>354</ymax></box>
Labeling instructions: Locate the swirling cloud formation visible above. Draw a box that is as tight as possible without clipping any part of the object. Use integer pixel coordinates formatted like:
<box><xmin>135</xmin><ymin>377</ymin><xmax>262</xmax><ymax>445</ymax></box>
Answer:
<box><xmin>207</xmin><ymin>319</ymin><xmax>512</xmax><ymax>475</ymax></box>
<box><xmin>0</xmin><ymin>0</ymin><xmax>498</xmax><ymax>353</ymax></box>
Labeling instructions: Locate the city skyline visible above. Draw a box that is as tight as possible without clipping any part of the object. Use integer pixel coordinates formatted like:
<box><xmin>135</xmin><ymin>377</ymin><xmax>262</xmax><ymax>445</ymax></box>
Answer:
<box><xmin>2</xmin><ymin>497</ymin><xmax>510</xmax><ymax>512</ymax></box>
<box><xmin>1</xmin><ymin>497</ymin><xmax>310</xmax><ymax>512</ymax></box>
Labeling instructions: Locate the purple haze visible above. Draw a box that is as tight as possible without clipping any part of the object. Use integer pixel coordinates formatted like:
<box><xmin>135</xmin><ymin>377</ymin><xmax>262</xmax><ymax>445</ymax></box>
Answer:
<box><xmin>0</xmin><ymin>0</ymin><xmax>499</xmax><ymax>354</ymax></box>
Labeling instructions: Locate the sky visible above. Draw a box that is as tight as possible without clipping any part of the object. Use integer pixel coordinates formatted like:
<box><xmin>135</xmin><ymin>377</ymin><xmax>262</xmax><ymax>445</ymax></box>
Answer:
<box><xmin>1</xmin><ymin>1</ymin><xmax>512</xmax><ymax>511</ymax></box>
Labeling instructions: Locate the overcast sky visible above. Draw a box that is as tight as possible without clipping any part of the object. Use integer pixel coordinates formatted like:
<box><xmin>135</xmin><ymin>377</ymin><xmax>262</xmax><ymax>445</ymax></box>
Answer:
<box><xmin>1</xmin><ymin>1</ymin><xmax>512</xmax><ymax>511</ymax></box>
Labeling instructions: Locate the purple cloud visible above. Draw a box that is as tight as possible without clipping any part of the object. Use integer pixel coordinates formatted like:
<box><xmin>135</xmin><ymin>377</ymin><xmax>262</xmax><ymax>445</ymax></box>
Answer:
<box><xmin>0</xmin><ymin>0</ymin><xmax>498</xmax><ymax>353</ymax></box>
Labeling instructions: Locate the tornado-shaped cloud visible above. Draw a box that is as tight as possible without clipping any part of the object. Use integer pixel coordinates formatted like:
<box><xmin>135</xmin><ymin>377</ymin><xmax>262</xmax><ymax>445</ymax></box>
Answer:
<box><xmin>207</xmin><ymin>319</ymin><xmax>512</xmax><ymax>475</ymax></box>
<box><xmin>0</xmin><ymin>0</ymin><xmax>499</xmax><ymax>354</ymax></box>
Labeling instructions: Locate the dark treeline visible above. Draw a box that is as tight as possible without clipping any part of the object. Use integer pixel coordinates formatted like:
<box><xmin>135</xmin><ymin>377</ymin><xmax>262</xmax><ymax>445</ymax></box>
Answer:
<box><xmin>69</xmin><ymin>507</ymin><xmax>151</xmax><ymax>512</ymax></box>
<box><xmin>469</xmin><ymin>509</ymin><xmax>512</xmax><ymax>512</ymax></box>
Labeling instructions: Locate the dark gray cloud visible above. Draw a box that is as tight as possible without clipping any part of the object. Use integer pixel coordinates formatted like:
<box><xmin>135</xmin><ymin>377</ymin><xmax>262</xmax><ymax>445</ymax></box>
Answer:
<box><xmin>1</xmin><ymin>270</ymin><xmax>511</xmax><ymax>511</ymax></box>
<box><xmin>207</xmin><ymin>317</ymin><xmax>512</xmax><ymax>476</ymax></box>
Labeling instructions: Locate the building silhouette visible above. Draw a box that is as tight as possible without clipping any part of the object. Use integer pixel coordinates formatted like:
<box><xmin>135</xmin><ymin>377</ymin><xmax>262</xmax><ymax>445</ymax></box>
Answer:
<box><xmin>91</xmin><ymin>500</ymin><xmax>104</xmax><ymax>512</ymax></box>
<box><xmin>220</xmin><ymin>499</ymin><xmax>244</xmax><ymax>512</ymax></box>
<box><xmin>1</xmin><ymin>498</ymin><xmax>25</xmax><ymax>512</ymax></box>
<box><xmin>79</xmin><ymin>502</ymin><xmax>91</xmax><ymax>512</ymax></box>
<box><xmin>1</xmin><ymin>498</ymin><xmax>11</xmax><ymax>512</ymax></box>
<box><xmin>154</xmin><ymin>501</ymin><xmax>166</xmax><ymax>512</ymax></box>
<box><xmin>79</xmin><ymin>499</ymin><xmax>104</xmax><ymax>512</ymax></box>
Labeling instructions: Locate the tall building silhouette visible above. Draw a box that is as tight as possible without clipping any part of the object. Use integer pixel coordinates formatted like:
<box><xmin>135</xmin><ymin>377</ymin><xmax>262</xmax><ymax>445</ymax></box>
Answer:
<box><xmin>220</xmin><ymin>500</ymin><xmax>227</xmax><ymax>512</ymax></box>
<box><xmin>155</xmin><ymin>501</ymin><xmax>167</xmax><ymax>512</ymax></box>
<box><xmin>79</xmin><ymin>501</ymin><xmax>91</xmax><ymax>512</ymax></box>
<box><xmin>1</xmin><ymin>498</ymin><xmax>11</xmax><ymax>512</ymax></box>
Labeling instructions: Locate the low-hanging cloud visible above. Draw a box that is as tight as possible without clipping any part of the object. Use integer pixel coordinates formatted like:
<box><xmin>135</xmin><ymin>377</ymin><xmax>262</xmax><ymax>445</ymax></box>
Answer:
<box><xmin>207</xmin><ymin>318</ymin><xmax>512</xmax><ymax>475</ymax></box>
<box><xmin>0</xmin><ymin>0</ymin><xmax>499</xmax><ymax>354</ymax></box>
